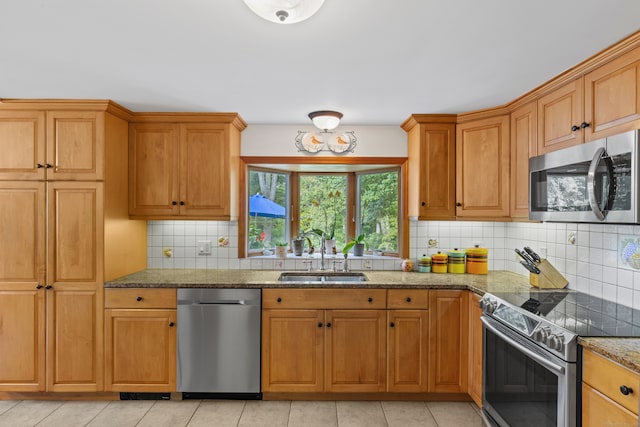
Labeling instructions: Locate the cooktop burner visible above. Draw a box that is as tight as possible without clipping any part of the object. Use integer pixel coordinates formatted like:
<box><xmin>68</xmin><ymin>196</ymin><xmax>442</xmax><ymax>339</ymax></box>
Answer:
<box><xmin>488</xmin><ymin>289</ymin><xmax>640</xmax><ymax>337</ymax></box>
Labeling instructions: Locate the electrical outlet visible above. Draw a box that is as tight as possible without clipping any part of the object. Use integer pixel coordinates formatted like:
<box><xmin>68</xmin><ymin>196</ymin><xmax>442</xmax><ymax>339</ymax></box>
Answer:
<box><xmin>198</xmin><ymin>240</ymin><xmax>212</xmax><ymax>255</ymax></box>
<box><xmin>363</xmin><ymin>260</ymin><xmax>372</xmax><ymax>270</ymax></box>
<box><xmin>428</xmin><ymin>238</ymin><xmax>438</xmax><ymax>248</ymax></box>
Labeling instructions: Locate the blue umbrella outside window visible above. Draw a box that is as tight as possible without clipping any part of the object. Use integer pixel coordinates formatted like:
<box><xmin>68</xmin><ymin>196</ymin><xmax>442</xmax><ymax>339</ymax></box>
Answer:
<box><xmin>249</xmin><ymin>193</ymin><xmax>285</xmax><ymax>218</ymax></box>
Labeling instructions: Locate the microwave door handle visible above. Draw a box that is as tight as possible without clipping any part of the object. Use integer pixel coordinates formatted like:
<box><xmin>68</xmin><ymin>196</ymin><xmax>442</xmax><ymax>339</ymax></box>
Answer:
<box><xmin>587</xmin><ymin>147</ymin><xmax>608</xmax><ymax>221</ymax></box>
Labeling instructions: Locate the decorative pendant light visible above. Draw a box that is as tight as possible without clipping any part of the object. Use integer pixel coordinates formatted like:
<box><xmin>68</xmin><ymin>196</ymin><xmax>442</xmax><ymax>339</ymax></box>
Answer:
<box><xmin>242</xmin><ymin>0</ymin><xmax>325</xmax><ymax>24</ymax></box>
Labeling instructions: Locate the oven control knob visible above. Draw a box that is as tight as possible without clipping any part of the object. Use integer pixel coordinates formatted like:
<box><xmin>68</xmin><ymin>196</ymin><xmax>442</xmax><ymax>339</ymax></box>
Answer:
<box><xmin>480</xmin><ymin>297</ymin><xmax>497</xmax><ymax>314</ymax></box>
<box><xmin>547</xmin><ymin>334</ymin><xmax>565</xmax><ymax>352</ymax></box>
<box><xmin>533</xmin><ymin>326</ymin><xmax>551</xmax><ymax>342</ymax></box>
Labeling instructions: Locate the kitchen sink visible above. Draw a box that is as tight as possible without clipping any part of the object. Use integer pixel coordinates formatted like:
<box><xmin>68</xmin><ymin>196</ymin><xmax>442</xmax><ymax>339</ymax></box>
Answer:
<box><xmin>278</xmin><ymin>272</ymin><xmax>368</xmax><ymax>283</ymax></box>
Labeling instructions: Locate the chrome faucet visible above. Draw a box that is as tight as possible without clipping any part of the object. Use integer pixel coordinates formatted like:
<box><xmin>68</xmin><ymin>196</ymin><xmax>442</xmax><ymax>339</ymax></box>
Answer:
<box><xmin>320</xmin><ymin>232</ymin><xmax>326</xmax><ymax>271</ymax></box>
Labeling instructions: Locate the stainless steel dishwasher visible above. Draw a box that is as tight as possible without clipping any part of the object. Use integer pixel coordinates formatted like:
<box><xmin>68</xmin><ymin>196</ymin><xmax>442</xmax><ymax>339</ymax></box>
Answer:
<box><xmin>177</xmin><ymin>288</ymin><xmax>261</xmax><ymax>398</ymax></box>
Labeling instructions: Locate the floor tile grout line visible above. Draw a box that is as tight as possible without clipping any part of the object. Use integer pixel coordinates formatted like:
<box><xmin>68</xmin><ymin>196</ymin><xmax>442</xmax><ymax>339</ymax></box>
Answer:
<box><xmin>134</xmin><ymin>399</ymin><xmax>158</xmax><ymax>427</ymax></box>
<box><xmin>83</xmin><ymin>400</ymin><xmax>111</xmax><ymax>427</ymax></box>
<box><xmin>235</xmin><ymin>399</ymin><xmax>247</xmax><ymax>427</ymax></box>
<box><xmin>0</xmin><ymin>400</ymin><xmax>21</xmax><ymax>418</ymax></box>
<box><xmin>378</xmin><ymin>401</ymin><xmax>390</xmax><ymax>427</ymax></box>
<box><xmin>30</xmin><ymin>399</ymin><xmax>65</xmax><ymax>427</ymax></box>
<box><xmin>183</xmin><ymin>399</ymin><xmax>201</xmax><ymax>427</ymax></box>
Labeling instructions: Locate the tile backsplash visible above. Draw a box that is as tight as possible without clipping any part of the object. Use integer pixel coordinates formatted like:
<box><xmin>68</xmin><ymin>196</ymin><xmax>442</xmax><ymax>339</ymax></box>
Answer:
<box><xmin>146</xmin><ymin>220</ymin><xmax>640</xmax><ymax>310</ymax></box>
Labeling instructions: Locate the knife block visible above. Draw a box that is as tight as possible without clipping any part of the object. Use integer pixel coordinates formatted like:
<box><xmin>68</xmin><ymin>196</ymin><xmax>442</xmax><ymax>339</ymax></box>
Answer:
<box><xmin>529</xmin><ymin>259</ymin><xmax>568</xmax><ymax>289</ymax></box>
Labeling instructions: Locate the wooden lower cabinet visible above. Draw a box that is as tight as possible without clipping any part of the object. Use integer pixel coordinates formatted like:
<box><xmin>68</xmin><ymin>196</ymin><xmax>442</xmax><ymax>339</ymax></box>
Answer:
<box><xmin>581</xmin><ymin>348</ymin><xmax>639</xmax><ymax>426</ymax></box>
<box><xmin>261</xmin><ymin>309</ymin><xmax>325</xmax><ymax>392</ymax></box>
<box><xmin>468</xmin><ymin>292</ymin><xmax>483</xmax><ymax>406</ymax></box>
<box><xmin>104</xmin><ymin>289</ymin><xmax>177</xmax><ymax>392</ymax></box>
<box><xmin>326</xmin><ymin>310</ymin><xmax>386</xmax><ymax>392</ymax></box>
<box><xmin>261</xmin><ymin>308</ymin><xmax>386</xmax><ymax>393</ymax></box>
<box><xmin>387</xmin><ymin>309</ymin><xmax>429</xmax><ymax>392</ymax></box>
<box><xmin>429</xmin><ymin>290</ymin><xmax>469</xmax><ymax>393</ymax></box>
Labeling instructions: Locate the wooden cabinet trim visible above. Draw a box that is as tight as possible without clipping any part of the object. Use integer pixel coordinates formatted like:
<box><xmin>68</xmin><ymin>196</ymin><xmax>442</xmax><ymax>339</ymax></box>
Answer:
<box><xmin>104</xmin><ymin>288</ymin><xmax>177</xmax><ymax>309</ymax></box>
<box><xmin>262</xmin><ymin>289</ymin><xmax>387</xmax><ymax>309</ymax></box>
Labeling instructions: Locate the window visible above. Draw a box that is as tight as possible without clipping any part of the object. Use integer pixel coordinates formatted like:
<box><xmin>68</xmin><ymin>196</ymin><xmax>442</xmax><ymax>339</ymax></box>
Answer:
<box><xmin>244</xmin><ymin>160</ymin><xmax>404</xmax><ymax>257</ymax></box>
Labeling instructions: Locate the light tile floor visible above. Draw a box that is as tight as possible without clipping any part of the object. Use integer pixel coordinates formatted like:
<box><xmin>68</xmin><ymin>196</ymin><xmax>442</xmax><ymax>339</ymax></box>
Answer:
<box><xmin>0</xmin><ymin>399</ymin><xmax>483</xmax><ymax>427</ymax></box>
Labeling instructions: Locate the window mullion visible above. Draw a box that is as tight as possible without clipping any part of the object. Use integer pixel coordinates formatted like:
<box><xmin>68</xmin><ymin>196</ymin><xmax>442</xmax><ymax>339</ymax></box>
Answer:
<box><xmin>346</xmin><ymin>173</ymin><xmax>357</xmax><ymax>241</ymax></box>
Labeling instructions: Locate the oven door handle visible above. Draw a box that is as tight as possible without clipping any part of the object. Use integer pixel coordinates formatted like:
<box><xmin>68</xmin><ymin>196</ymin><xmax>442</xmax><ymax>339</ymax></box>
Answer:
<box><xmin>481</xmin><ymin>317</ymin><xmax>565</xmax><ymax>375</ymax></box>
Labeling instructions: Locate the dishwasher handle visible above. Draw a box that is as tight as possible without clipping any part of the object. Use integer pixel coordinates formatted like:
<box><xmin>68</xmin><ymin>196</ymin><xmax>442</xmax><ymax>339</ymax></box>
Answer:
<box><xmin>178</xmin><ymin>299</ymin><xmax>253</xmax><ymax>305</ymax></box>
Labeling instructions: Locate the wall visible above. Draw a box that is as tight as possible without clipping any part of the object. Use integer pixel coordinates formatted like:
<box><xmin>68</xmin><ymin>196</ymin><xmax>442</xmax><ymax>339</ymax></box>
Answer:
<box><xmin>241</xmin><ymin>125</ymin><xmax>407</xmax><ymax>157</ymax></box>
<box><xmin>146</xmin><ymin>219</ymin><xmax>640</xmax><ymax>310</ymax></box>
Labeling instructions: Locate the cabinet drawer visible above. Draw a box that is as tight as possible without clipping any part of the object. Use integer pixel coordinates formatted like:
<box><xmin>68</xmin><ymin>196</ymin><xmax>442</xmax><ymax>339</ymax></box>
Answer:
<box><xmin>583</xmin><ymin>349</ymin><xmax>640</xmax><ymax>414</ymax></box>
<box><xmin>105</xmin><ymin>288</ymin><xmax>177</xmax><ymax>309</ymax></box>
<box><xmin>263</xmin><ymin>289</ymin><xmax>386</xmax><ymax>309</ymax></box>
<box><xmin>582</xmin><ymin>382</ymin><xmax>638</xmax><ymax>426</ymax></box>
<box><xmin>387</xmin><ymin>289</ymin><xmax>429</xmax><ymax>309</ymax></box>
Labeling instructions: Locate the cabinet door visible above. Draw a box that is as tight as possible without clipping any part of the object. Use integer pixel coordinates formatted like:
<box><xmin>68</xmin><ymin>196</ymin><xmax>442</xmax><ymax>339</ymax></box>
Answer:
<box><xmin>0</xmin><ymin>182</ymin><xmax>45</xmax><ymax>289</ymax></box>
<box><xmin>582</xmin><ymin>383</ymin><xmax>638</xmax><ymax>427</ymax></box>
<box><xmin>325</xmin><ymin>310</ymin><xmax>386</xmax><ymax>392</ymax></box>
<box><xmin>468</xmin><ymin>292</ymin><xmax>483</xmax><ymax>407</ymax></box>
<box><xmin>0</xmin><ymin>111</ymin><xmax>45</xmax><ymax>180</ymax></box>
<box><xmin>105</xmin><ymin>309</ymin><xmax>177</xmax><ymax>392</ymax></box>
<box><xmin>0</xmin><ymin>182</ymin><xmax>46</xmax><ymax>391</ymax></box>
<box><xmin>418</xmin><ymin>124</ymin><xmax>456</xmax><ymax>219</ymax></box>
<box><xmin>387</xmin><ymin>310</ymin><xmax>429</xmax><ymax>392</ymax></box>
<box><xmin>429</xmin><ymin>290</ymin><xmax>468</xmax><ymax>393</ymax></box>
<box><xmin>47</xmin><ymin>286</ymin><xmax>102</xmax><ymax>391</ymax></box>
<box><xmin>46</xmin><ymin>182</ymin><xmax>104</xmax><ymax>391</ymax></box>
<box><xmin>262</xmin><ymin>309</ymin><xmax>324</xmax><ymax>392</ymax></box>
<box><xmin>456</xmin><ymin>115</ymin><xmax>510</xmax><ymax>217</ymax></box>
<box><xmin>584</xmin><ymin>46</ymin><xmax>640</xmax><ymax>141</ymax></box>
<box><xmin>510</xmin><ymin>102</ymin><xmax>536</xmax><ymax>218</ymax></box>
<box><xmin>129</xmin><ymin>123</ymin><xmax>180</xmax><ymax>216</ymax></box>
<box><xmin>0</xmin><ymin>289</ymin><xmax>45</xmax><ymax>391</ymax></box>
<box><xmin>537</xmin><ymin>78</ymin><xmax>584</xmax><ymax>154</ymax></box>
<box><xmin>46</xmin><ymin>111</ymin><xmax>104</xmax><ymax>180</ymax></box>
<box><xmin>179</xmin><ymin>124</ymin><xmax>230</xmax><ymax>217</ymax></box>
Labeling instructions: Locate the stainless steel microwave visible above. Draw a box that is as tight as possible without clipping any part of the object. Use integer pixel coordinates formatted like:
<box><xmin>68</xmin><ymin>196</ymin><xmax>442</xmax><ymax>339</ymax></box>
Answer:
<box><xmin>529</xmin><ymin>130</ymin><xmax>639</xmax><ymax>223</ymax></box>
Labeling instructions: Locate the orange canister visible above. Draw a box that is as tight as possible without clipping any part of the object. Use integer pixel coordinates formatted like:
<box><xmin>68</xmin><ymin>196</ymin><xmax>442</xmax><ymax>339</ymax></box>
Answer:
<box><xmin>431</xmin><ymin>252</ymin><xmax>448</xmax><ymax>273</ymax></box>
<box><xmin>466</xmin><ymin>245</ymin><xmax>488</xmax><ymax>275</ymax></box>
<box><xmin>447</xmin><ymin>248</ymin><xmax>466</xmax><ymax>274</ymax></box>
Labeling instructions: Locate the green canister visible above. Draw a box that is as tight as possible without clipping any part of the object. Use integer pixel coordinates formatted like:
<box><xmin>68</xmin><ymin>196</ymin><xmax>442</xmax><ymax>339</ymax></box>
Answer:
<box><xmin>418</xmin><ymin>255</ymin><xmax>431</xmax><ymax>273</ymax></box>
<box><xmin>447</xmin><ymin>248</ymin><xmax>466</xmax><ymax>274</ymax></box>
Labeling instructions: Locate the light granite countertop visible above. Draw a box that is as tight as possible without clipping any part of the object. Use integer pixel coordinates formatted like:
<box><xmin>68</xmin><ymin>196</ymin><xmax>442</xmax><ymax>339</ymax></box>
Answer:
<box><xmin>105</xmin><ymin>269</ymin><xmax>534</xmax><ymax>295</ymax></box>
<box><xmin>578</xmin><ymin>337</ymin><xmax>640</xmax><ymax>374</ymax></box>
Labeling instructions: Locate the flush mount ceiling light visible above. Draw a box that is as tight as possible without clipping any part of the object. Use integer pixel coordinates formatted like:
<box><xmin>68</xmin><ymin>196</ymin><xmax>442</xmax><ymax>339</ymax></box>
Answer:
<box><xmin>308</xmin><ymin>110</ymin><xmax>343</xmax><ymax>131</ymax></box>
<box><xmin>242</xmin><ymin>0</ymin><xmax>325</xmax><ymax>24</ymax></box>
<box><xmin>295</xmin><ymin>110</ymin><xmax>357</xmax><ymax>154</ymax></box>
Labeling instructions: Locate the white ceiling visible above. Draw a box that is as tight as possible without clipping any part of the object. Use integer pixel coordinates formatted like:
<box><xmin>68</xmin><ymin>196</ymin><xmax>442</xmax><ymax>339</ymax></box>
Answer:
<box><xmin>2</xmin><ymin>1</ymin><xmax>640</xmax><ymax>127</ymax></box>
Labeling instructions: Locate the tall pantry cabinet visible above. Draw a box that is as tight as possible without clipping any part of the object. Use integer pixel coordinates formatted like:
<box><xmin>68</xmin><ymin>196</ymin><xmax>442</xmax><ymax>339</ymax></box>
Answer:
<box><xmin>0</xmin><ymin>101</ymin><xmax>147</xmax><ymax>392</ymax></box>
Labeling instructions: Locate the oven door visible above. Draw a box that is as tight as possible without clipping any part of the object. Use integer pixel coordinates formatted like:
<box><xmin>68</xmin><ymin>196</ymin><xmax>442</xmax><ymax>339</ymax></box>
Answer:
<box><xmin>481</xmin><ymin>316</ymin><xmax>576</xmax><ymax>427</ymax></box>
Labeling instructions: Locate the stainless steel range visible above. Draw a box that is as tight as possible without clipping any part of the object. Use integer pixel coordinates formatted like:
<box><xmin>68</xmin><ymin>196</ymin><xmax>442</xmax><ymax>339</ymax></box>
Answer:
<box><xmin>479</xmin><ymin>289</ymin><xmax>640</xmax><ymax>427</ymax></box>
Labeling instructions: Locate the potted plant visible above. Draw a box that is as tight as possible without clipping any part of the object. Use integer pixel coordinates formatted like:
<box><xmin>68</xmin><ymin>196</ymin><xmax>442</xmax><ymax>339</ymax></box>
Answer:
<box><xmin>274</xmin><ymin>241</ymin><xmax>288</xmax><ymax>258</ymax></box>
<box><xmin>311</xmin><ymin>227</ymin><xmax>335</xmax><ymax>254</ymax></box>
<box><xmin>343</xmin><ymin>233</ymin><xmax>366</xmax><ymax>257</ymax></box>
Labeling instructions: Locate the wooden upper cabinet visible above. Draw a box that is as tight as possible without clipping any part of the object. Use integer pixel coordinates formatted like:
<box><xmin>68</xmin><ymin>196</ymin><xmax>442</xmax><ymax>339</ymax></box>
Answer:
<box><xmin>0</xmin><ymin>111</ymin><xmax>46</xmax><ymax>180</ymax></box>
<box><xmin>46</xmin><ymin>111</ymin><xmax>104</xmax><ymax>181</ymax></box>
<box><xmin>537</xmin><ymin>78</ymin><xmax>584</xmax><ymax>154</ymax></box>
<box><xmin>403</xmin><ymin>116</ymin><xmax>457</xmax><ymax>220</ymax></box>
<box><xmin>129</xmin><ymin>123</ymin><xmax>180</xmax><ymax>217</ymax></box>
<box><xmin>456</xmin><ymin>115</ymin><xmax>510</xmax><ymax>218</ymax></box>
<box><xmin>0</xmin><ymin>110</ymin><xmax>104</xmax><ymax>181</ymax></box>
<box><xmin>180</xmin><ymin>124</ymin><xmax>231</xmax><ymax>217</ymax></box>
<box><xmin>510</xmin><ymin>102</ymin><xmax>537</xmax><ymax>218</ymax></box>
<box><xmin>129</xmin><ymin>116</ymin><xmax>243</xmax><ymax>220</ymax></box>
<box><xmin>584</xmin><ymin>45</ymin><xmax>640</xmax><ymax>141</ymax></box>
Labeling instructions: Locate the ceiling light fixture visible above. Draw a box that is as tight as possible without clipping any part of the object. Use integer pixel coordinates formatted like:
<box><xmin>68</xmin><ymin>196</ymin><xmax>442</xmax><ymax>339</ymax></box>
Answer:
<box><xmin>295</xmin><ymin>110</ymin><xmax>357</xmax><ymax>154</ymax></box>
<box><xmin>308</xmin><ymin>110</ymin><xmax>343</xmax><ymax>131</ymax></box>
<box><xmin>242</xmin><ymin>0</ymin><xmax>325</xmax><ymax>24</ymax></box>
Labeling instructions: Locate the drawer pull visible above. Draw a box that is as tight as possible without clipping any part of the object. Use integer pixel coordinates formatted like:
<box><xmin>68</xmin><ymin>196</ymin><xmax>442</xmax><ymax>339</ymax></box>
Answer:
<box><xmin>169</xmin><ymin>322</ymin><xmax>175</xmax><ymax>327</ymax></box>
<box><xmin>136</xmin><ymin>296</ymin><xmax>143</xmax><ymax>302</ymax></box>
<box><xmin>318</xmin><ymin>322</ymin><xmax>323</xmax><ymax>328</ymax></box>
<box><xmin>620</xmin><ymin>385</ymin><xmax>633</xmax><ymax>395</ymax></box>
<box><xmin>406</xmin><ymin>297</ymin><xmax>412</xmax><ymax>303</ymax></box>
<box><xmin>326</xmin><ymin>322</ymin><xmax>331</xmax><ymax>328</ymax></box>
<box><xmin>277</xmin><ymin>297</ymin><xmax>282</xmax><ymax>303</ymax></box>
<box><xmin>368</xmin><ymin>297</ymin><xmax>373</xmax><ymax>303</ymax></box>
<box><xmin>390</xmin><ymin>322</ymin><xmax>395</xmax><ymax>328</ymax></box>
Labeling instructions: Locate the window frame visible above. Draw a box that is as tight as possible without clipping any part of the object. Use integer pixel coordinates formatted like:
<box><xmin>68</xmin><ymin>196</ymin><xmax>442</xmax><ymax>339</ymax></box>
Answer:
<box><xmin>239</xmin><ymin>156</ymin><xmax>408</xmax><ymax>259</ymax></box>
